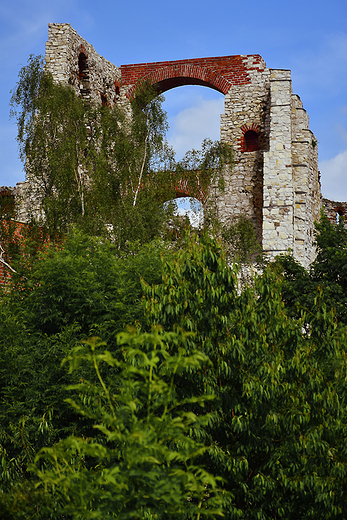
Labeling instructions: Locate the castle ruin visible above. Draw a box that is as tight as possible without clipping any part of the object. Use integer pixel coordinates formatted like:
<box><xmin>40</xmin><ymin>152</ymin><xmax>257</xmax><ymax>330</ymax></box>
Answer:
<box><xmin>1</xmin><ymin>23</ymin><xmax>346</xmax><ymax>271</ymax></box>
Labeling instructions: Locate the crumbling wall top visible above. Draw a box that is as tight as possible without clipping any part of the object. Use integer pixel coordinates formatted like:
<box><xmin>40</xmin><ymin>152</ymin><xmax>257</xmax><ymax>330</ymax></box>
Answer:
<box><xmin>45</xmin><ymin>23</ymin><xmax>121</xmax><ymax>106</ymax></box>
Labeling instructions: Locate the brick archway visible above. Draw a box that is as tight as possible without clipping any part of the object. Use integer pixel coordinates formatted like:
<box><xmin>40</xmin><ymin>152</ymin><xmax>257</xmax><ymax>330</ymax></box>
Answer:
<box><xmin>120</xmin><ymin>55</ymin><xmax>266</xmax><ymax>99</ymax></box>
<box><xmin>173</xmin><ymin>177</ymin><xmax>206</xmax><ymax>203</ymax></box>
<box><xmin>37</xmin><ymin>24</ymin><xmax>323</xmax><ymax>267</ymax></box>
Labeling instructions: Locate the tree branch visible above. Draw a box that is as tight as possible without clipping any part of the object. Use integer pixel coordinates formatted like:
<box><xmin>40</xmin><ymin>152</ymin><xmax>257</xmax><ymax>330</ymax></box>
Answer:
<box><xmin>0</xmin><ymin>241</ymin><xmax>17</xmax><ymax>273</ymax></box>
<box><xmin>133</xmin><ymin>126</ymin><xmax>149</xmax><ymax>207</ymax></box>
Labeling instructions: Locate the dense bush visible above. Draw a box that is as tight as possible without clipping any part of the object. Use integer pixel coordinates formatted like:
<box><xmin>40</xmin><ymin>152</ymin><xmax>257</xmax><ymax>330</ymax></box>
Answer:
<box><xmin>1</xmin><ymin>223</ymin><xmax>347</xmax><ymax>518</ymax></box>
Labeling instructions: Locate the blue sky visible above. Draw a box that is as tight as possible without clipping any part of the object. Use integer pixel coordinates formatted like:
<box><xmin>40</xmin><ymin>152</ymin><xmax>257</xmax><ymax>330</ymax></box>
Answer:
<box><xmin>1</xmin><ymin>0</ymin><xmax>347</xmax><ymax>202</ymax></box>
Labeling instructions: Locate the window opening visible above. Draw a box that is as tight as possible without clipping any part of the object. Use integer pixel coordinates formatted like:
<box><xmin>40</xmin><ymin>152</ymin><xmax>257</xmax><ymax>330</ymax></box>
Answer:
<box><xmin>78</xmin><ymin>52</ymin><xmax>89</xmax><ymax>89</ymax></box>
<box><xmin>244</xmin><ymin>130</ymin><xmax>259</xmax><ymax>152</ymax></box>
<box><xmin>336</xmin><ymin>209</ymin><xmax>344</xmax><ymax>224</ymax></box>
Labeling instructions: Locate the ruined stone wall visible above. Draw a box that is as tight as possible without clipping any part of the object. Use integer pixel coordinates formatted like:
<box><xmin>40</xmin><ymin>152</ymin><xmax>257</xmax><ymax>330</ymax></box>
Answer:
<box><xmin>262</xmin><ymin>70</ymin><xmax>295</xmax><ymax>259</ymax></box>
<box><xmin>0</xmin><ymin>182</ymin><xmax>42</xmax><ymax>222</ymax></box>
<box><xmin>291</xmin><ymin>95</ymin><xmax>320</xmax><ymax>265</ymax></box>
<box><xmin>220</xmin><ymin>63</ymin><xmax>270</xmax><ymax>247</ymax></box>
<box><xmin>255</xmin><ymin>71</ymin><xmax>320</xmax><ymax>268</ymax></box>
<box><xmin>6</xmin><ymin>24</ymin><xmax>124</xmax><ymax>228</ymax></box>
<box><xmin>3</xmin><ymin>23</ymin><xmax>344</xmax><ymax>272</ymax></box>
<box><xmin>220</xmin><ymin>67</ymin><xmax>321</xmax><ymax>268</ymax></box>
<box><xmin>45</xmin><ymin>23</ymin><xmax>121</xmax><ymax>107</ymax></box>
<box><xmin>322</xmin><ymin>198</ymin><xmax>347</xmax><ymax>228</ymax></box>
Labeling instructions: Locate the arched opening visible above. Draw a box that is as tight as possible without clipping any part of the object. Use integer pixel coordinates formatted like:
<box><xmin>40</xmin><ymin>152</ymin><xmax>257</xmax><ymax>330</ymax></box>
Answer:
<box><xmin>162</xmin><ymin>85</ymin><xmax>224</xmax><ymax>161</ymax></box>
<box><xmin>158</xmin><ymin>86</ymin><xmax>223</xmax><ymax>233</ymax></box>
<box><xmin>164</xmin><ymin>196</ymin><xmax>203</xmax><ymax>230</ymax></box>
<box><xmin>244</xmin><ymin>130</ymin><xmax>259</xmax><ymax>152</ymax></box>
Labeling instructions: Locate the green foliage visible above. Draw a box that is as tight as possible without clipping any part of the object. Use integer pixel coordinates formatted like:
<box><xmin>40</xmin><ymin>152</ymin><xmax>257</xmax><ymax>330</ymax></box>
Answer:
<box><xmin>2</xmin><ymin>229</ymin><xmax>347</xmax><ymax>518</ymax></box>
<box><xmin>276</xmin><ymin>211</ymin><xmax>347</xmax><ymax>324</ymax></box>
<box><xmin>10</xmin><ymin>54</ymin><xmax>44</xmax><ymax>155</ymax></box>
<box><xmin>0</xmin><ymin>193</ymin><xmax>20</xmax><ymax>269</ymax></box>
<box><xmin>143</xmin><ymin>232</ymin><xmax>347</xmax><ymax>519</ymax></box>
<box><xmin>312</xmin><ymin>212</ymin><xmax>347</xmax><ymax>311</ymax></box>
<box><xmin>87</xmin><ymin>81</ymin><xmax>181</xmax><ymax>244</ymax></box>
<box><xmin>30</xmin><ymin>333</ymin><xmax>226</xmax><ymax>519</ymax></box>
<box><xmin>5</xmin><ymin>52</ymin><xmax>347</xmax><ymax>520</ymax></box>
<box><xmin>11</xmin><ymin>58</ymin><xmax>90</xmax><ymax>234</ymax></box>
<box><xmin>10</xmin><ymin>59</ymin><xmax>175</xmax><ymax>242</ymax></box>
<box><xmin>8</xmin><ymin>231</ymin><xmax>163</xmax><ymax>336</ymax></box>
<box><xmin>219</xmin><ymin>214</ymin><xmax>262</xmax><ymax>266</ymax></box>
<box><xmin>175</xmin><ymin>138</ymin><xmax>233</xmax><ymax>198</ymax></box>
<box><xmin>0</xmin><ymin>232</ymin><xmax>166</xmax><ymax>510</ymax></box>
<box><xmin>143</xmin><ymin>232</ymin><xmax>236</xmax><ymax>363</ymax></box>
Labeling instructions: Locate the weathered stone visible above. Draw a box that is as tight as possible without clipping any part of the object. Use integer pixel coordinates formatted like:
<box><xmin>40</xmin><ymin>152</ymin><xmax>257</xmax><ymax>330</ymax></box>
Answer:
<box><xmin>2</xmin><ymin>23</ymin><xmax>346</xmax><ymax>269</ymax></box>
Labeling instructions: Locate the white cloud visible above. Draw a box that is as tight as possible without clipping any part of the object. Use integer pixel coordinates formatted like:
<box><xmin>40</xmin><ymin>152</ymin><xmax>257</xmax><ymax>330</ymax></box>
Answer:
<box><xmin>319</xmin><ymin>149</ymin><xmax>347</xmax><ymax>202</ymax></box>
<box><xmin>167</xmin><ymin>98</ymin><xmax>224</xmax><ymax>159</ymax></box>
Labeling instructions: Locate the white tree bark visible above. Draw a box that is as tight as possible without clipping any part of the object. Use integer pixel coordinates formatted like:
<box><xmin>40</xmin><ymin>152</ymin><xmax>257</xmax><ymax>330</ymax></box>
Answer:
<box><xmin>133</xmin><ymin>126</ymin><xmax>149</xmax><ymax>207</ymax></box>
<box><xmin>0</xmin><ymin>242</ymin><xmax>17</xmax><ymax>273</ymax></box>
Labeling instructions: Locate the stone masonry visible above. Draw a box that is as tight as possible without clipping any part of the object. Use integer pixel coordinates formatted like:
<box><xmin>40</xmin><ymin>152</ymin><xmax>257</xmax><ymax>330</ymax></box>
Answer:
<box><xmin>2</xmin><ymin>23</ymin><xmax>346</xmax><ymax>269</ymax></box>
<box><xmin>45</xmin><ymin>23</ymin><xmax>121</xmax><ymax>106</ymax></box>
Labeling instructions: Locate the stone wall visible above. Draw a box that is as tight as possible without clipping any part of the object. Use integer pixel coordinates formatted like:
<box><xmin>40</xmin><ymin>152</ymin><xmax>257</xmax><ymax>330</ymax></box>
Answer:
<box><xmin>2</xmin><ymin>23</ymin><xmax>345</xmax><ymax>272</ymax></box>
<box><xmin>291</xmin><ymin>95</ymin><xmax>321</xmax><ymax>265</ymax></box>
<box><xmin>45</xmin><ymin>23</ymin><xmax>121</xmax><ymax>107</ymax></box>
<box><xmin>220</xmin><ymin>62</ymin><xmax>270</xmax><ymax>250</ymax></box>
<box><xmin>322</xmin><ymin>198</ymin><xmax>347</xmax><ymax>228</ymax></box>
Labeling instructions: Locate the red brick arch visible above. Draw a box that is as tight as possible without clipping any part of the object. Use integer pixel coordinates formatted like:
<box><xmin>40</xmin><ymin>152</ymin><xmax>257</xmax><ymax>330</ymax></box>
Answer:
<box><xmin>151</xmin><ymin>174</ymin><xmax>207</xmax><ymax>204</ymax></box>
<box><xmin>120</xmin><ymin>55</ymin><xmax>265</xmax><ymax>99</ymax></box>
<box><xmin>172</xmin><ymin>177</ymin><xmax>206</xmax><ymax>203</ymax></box>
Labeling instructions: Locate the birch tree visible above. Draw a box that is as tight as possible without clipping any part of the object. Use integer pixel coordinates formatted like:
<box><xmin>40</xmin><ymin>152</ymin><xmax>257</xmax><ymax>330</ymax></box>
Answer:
<box><xmin>10</xmin><ymin>57</ymin><xmax>177</xmax><ymax>242</ymax></box>
<box><xmin>10</xmin><ymin>56</ymin><xmax>233</xmax><ymax>245</ymax></box>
